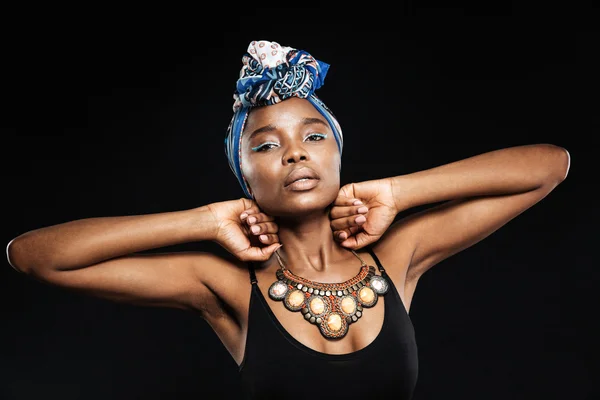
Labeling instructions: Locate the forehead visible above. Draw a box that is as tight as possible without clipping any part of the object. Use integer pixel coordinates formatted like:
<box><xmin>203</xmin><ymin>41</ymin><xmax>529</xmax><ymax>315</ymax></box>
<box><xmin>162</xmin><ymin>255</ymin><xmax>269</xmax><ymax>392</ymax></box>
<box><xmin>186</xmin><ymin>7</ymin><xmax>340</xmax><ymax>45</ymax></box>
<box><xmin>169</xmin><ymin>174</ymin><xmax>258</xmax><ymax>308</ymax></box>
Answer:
<box><xmin>242</xmin><ymin>97</ymin><xmax>326</xmax><ymax>137</ymax></box>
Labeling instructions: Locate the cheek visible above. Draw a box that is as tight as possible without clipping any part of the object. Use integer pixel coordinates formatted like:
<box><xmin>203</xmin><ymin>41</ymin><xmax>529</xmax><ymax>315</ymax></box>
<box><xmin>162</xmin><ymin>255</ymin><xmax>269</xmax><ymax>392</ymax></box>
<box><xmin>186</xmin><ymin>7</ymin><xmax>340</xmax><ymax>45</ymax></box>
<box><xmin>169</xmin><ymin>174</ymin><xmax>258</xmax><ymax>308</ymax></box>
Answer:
<box><xmin>327</xmin><ymin>148</ymin><xmax>342</xmax><ymax>174</ymax></box>
<box><xmin>240</xmin><ymin>162</ymin><xmax>256</xmax><ymax>189</ymax></box>
<box><xmin>330</xmin><ymin>157</ymin><xmax>342</xmax><ymax>187</ymax></box>
<box><xmin>241</xmin><ymin>155</ymin><xmax>273</xmax><ymax>191</ymax></box>
<box><xmin>316</xmin><ymin>149</ymin><xmax>342</xmax><ymax>192</ymax></box>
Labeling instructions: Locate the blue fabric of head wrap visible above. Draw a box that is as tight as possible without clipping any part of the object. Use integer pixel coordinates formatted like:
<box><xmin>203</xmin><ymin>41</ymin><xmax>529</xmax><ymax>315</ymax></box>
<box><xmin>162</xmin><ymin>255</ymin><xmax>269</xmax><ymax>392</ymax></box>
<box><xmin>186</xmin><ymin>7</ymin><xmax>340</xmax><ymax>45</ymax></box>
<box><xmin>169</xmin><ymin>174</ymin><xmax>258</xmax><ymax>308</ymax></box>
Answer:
<box><xmin>224</xmin><ymin>40</ymin><xmax>343</xmax><ymax>199</ymax></box>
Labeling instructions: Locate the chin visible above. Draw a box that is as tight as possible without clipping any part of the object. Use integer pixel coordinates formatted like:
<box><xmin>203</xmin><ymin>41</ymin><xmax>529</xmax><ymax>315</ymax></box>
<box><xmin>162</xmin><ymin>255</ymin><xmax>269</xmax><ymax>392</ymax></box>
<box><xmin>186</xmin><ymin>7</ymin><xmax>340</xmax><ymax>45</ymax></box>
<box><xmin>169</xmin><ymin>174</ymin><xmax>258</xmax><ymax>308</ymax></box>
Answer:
<box><xmin>256</xmin><ymin>182</ymin><xmax>339</xmax><ymax>217</ymax></box>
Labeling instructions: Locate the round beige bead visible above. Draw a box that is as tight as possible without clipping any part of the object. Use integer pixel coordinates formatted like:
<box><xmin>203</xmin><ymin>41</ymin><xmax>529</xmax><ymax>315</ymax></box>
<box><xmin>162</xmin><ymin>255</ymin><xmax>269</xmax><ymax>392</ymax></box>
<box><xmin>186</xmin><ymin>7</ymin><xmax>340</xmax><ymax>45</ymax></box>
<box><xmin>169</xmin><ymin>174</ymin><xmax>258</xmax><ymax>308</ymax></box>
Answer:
<box><xmin>341</xmin><ymin>297</ymin><xmax>357</xmax><ymax>314</ymax></box>
<box><xmin>287</xmin><ymin>290</ymin><xmax>305</xmax><ymax>308</ymax></box>
<box><xmin>327</xmin><ymin>313</ymin><xmax>343</xmax><ymax>332</ymax></box>
<box><xmin>358</xmin><ymin>287</ymin><xmax>375</xmax><ymax>304</ymax></box>
<box><xmin>309</xmin><ymin>297</ymin><xmax>325</xmax><ymax>315</ymax></box>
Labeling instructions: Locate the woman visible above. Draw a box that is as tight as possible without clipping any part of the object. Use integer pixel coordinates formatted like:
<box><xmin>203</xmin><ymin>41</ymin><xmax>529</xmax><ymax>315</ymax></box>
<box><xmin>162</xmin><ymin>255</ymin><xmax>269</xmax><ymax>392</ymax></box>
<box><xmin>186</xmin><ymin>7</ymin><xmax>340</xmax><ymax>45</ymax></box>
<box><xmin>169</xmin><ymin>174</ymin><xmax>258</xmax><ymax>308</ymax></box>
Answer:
<box><xmin>6</xmin><ymin>40</ymin><xmax>570</xmax><ymax>399</ymax></box>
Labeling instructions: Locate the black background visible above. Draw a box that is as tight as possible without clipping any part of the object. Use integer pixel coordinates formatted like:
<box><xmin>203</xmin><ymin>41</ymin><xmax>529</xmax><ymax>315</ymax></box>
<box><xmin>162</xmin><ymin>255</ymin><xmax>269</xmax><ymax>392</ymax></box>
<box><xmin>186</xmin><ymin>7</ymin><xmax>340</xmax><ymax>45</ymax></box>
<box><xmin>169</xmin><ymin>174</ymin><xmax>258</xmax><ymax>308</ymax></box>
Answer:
<box><xmin>2</xmin><ymin>4</ymin><xmax>599</xmax><ymax>400</ymax></box>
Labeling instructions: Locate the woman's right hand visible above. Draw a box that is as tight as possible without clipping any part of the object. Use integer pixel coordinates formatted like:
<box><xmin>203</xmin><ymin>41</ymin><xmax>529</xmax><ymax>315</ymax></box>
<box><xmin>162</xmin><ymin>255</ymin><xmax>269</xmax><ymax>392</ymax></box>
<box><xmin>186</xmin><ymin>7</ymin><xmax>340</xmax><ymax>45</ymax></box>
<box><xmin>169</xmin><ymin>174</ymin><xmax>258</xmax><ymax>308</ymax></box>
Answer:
<box><xmin>206</xmin><ymin>198</ymin><xmax>281</xmax><ymax>262</ymax></box>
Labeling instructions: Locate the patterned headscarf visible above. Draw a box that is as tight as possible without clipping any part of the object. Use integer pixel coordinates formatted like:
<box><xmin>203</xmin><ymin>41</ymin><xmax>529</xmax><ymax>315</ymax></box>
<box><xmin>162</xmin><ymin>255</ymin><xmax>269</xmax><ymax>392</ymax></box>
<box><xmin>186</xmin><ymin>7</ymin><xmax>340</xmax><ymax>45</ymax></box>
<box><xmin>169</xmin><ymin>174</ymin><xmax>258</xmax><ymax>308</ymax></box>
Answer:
<box><xmin>224</xmin><ymin>40</ymin><xmax>343</xmax><ymax>199</ymax></box>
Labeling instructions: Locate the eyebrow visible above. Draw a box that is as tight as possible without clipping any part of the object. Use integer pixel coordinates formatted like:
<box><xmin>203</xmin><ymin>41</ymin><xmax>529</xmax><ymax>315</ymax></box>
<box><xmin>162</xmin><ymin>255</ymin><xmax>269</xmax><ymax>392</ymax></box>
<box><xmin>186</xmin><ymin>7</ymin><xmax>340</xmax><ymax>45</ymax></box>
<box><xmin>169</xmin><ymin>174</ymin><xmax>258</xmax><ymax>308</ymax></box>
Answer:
<box><xmin>247</xmin><ymin>117</ymin><xmax>329</xmax><ymax>141</ymax></box>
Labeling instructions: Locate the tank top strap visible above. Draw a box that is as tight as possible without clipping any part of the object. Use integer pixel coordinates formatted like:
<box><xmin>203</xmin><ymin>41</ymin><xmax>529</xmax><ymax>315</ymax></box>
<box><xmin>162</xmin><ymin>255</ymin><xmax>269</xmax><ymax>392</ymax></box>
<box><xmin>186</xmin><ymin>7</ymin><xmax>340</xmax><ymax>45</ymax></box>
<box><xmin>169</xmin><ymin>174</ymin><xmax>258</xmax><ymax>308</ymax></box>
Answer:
<box><xmin>365</xmin><ymin>245</ymin><xmax>386</xmax><ymax>275</ymax></box>
<box><xmin>247</xmin><ymin>262</ymin><xmax>258</xmax><ymax>285</ymax></box>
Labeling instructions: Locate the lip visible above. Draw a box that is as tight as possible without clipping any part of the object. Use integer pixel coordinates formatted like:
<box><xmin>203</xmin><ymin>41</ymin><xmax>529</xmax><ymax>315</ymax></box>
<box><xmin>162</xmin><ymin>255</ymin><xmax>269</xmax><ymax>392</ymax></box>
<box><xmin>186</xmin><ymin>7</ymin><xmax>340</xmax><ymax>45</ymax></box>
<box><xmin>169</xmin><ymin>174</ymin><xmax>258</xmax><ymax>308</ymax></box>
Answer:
<box><xmin>284</xmin><ymin>166</ymin><xmax>320</xmax><ymax>188</ymax></box>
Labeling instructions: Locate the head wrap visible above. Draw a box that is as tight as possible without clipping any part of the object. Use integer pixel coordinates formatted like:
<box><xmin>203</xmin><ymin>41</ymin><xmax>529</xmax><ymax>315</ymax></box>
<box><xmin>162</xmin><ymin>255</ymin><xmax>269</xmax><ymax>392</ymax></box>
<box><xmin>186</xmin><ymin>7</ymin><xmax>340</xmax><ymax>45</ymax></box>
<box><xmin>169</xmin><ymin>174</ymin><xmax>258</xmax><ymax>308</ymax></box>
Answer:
<box><xmin>224</xmin><ymin>40</ymin><xmax>343</xmax><ymax>199</ymax></box>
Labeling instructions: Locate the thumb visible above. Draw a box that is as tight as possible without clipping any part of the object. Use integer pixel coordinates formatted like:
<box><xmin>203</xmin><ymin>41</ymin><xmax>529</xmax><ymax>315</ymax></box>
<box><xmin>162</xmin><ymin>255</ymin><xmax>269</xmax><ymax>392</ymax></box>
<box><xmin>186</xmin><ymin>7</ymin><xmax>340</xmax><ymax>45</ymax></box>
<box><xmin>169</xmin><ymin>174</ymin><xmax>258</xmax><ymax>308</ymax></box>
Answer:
<box><xmin>334</xmin><ymin>185</ymin><xmax>361</xmax><ymax>207</ymax></box>
<box><xmin>245</xmin><ymin>243</ymin><xmax>283</xmax><ymax>261</ymax></box>
<box><xmin>340</xmin><ymin>231</ymin><xmax>375</xmax><ymax>250</ymax></box>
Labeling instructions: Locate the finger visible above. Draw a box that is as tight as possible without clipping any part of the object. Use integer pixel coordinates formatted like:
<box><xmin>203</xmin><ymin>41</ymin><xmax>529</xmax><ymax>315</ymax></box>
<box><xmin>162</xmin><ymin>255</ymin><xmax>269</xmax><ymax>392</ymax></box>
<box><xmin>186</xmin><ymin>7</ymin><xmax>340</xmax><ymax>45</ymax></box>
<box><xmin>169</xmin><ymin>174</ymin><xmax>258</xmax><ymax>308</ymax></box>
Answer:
<box><xmin>258</xmin><ymin>233</ymin><xmax>279</xmax><ymax>245</ymax></box>
<box><xmin>249</xmin><ymin>221</ymin><xmax>279</xmax><ymax>235</ymax></box>
<box><xmin>242</xmin><ymin>243</ymin><xmax>283</xmax><ymax>261</ymax></box>
<box><xmin>329</xmin><ymin>204</ymin><xmax>368</xmax><ymax>220</ymax></box>
<box><xmin>245</xmin><ymin>212</ymin><xmax>276</xmax><ymax>225</ymax></box>
<box><xmin>340</xmin><ymin>231</ymin><xmax>376</xmax><ymax>250</ymax></box>
<box><xmin>333</xmin><ymin>193</ymin><xmax>363</xmax><ymax>207</ymax></box>
<box><xmin>333</xmin><ymin>226</ymin><xmax>360</xmax><ymax>242</ymax></box>
<box><xmin>240</xmin><ymin>206</ymin><xmax>261</xmax><ymax>221</ymax></box>
<box><xmin>239</xmin><ymin>198</ymin><xmax>268</xmax><ymax>217</ymax></box>
<box><xmin>334</xmin><ymin>184</ymin><xmax>358</xmax><ymax>206</ymax></box>
<box><xmin>240</xmin><ymin>197</ymin><xmax>257</xmax><ymax>212</ymax></box>
<box><xmin>330</xmin><ymin>214</ymin><xmax>367</xmax><ymax>232</ymax></box>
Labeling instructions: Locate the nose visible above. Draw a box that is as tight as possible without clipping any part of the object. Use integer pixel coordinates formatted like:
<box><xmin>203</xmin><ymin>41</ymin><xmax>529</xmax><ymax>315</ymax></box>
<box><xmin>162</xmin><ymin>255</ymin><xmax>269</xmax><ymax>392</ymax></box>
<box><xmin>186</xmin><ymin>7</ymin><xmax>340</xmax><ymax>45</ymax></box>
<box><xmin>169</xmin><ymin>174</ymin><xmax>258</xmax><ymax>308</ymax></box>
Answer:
<box><xmin>282</xmin><ymin>143</ymin><xmax>310</xmax><ymax>165</ymax></box>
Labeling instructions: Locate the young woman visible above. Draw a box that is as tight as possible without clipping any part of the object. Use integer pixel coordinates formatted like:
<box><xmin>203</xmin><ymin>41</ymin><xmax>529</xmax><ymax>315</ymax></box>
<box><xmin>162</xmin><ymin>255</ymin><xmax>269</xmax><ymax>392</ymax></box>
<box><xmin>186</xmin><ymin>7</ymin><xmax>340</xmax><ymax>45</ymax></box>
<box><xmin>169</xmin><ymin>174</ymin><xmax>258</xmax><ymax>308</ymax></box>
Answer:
<box><xmin>6</xmin><ymin>40</ymin><xmax>570</xmax><ymax>399</ymax></box>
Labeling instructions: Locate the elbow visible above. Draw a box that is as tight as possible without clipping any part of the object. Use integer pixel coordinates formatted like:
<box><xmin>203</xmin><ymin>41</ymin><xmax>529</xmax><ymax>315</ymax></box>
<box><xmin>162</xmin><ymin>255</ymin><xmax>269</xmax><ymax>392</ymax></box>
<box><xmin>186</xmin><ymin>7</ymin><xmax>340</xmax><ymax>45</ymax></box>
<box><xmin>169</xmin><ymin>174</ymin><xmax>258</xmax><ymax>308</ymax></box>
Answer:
<box><xmin>550</xmin><ymin>144</ymin><xmax>570</xmax><ymax>184</ymax></box>
<box><xmin>6</xmin><ymin>237</ymin><xmax>28</xmax><ymax>274</ymax></box>
<box><xmin>558</xmin><ymin>146</ymin><xmax>571</xmax><ymax>182</ymax></box>
<box><xmin>6</xmin><ymin>235</ymin><xmax>51</xmax><ymax>275</ymax></box>
<box><xmin>537</xmin><ymin>144</ymin><xmax>570</xmax><ymax>187</ymax></box>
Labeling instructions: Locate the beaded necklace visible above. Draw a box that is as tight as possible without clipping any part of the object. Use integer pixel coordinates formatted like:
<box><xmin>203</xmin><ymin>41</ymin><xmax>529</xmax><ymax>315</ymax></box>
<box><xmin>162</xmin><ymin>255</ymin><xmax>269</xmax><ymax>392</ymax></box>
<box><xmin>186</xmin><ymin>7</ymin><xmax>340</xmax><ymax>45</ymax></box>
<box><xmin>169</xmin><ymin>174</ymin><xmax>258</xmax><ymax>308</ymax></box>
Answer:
<box><xmin>268</xmin><ymin>248</ymin><xmax>389</xmax><ymax>339</ymax></box>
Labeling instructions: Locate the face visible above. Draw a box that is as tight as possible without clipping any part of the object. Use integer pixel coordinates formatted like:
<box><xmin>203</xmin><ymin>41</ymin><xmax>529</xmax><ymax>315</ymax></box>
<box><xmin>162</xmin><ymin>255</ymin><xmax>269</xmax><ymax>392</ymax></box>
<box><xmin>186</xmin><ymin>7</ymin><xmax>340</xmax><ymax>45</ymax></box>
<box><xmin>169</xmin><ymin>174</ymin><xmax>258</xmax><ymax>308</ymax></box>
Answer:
<box><xmin>240</xmin><ymin>97</ymin><xmax>341</xmax><ymax>217</ymax></box>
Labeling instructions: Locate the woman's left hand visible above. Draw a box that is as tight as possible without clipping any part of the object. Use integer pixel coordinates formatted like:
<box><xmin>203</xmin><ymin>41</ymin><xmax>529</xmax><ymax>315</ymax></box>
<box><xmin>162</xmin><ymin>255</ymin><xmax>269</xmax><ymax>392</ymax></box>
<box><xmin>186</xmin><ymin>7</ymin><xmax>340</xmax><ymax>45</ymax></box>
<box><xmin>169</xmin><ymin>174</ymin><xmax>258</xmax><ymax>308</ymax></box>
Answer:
<box><xmin>329</xmin><ymin>178</ymin><xmax>398</xmax><ymax>249</ymax></box>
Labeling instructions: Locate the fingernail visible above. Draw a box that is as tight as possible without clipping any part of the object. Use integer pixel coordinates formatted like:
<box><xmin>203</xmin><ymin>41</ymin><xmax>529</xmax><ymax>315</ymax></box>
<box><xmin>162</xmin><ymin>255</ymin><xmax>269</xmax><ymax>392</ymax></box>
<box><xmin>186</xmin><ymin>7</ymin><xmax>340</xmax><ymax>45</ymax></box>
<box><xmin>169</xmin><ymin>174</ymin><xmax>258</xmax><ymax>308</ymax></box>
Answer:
<box><xmin>355</xmin><ymin>215</ymin><xmax>366</xmax><ymax>224</ymax></box>
<box><xmin>357</xmin><ymin>206</ymin><xmax>368</xmax><ymax>214</ymax></box>
<box><xmin>353</xmin><ymin>200</ymin><xmax>363</xmax><ymax>205</ymax></box>
<box><xmin>240</xmin><ymin>213</ymin><xmax>248</xmax><ymax>220</ymax></box>
<box><xmin>251</xmin><ymin>225</ymin><xmax>260</xmax><ymax>234</ymax></box>
<box><xmin>259</xmin><ymin>234</ymin><xmax>268</xmax><ymax>241</ymax></box>
<box><xmin>248</xmin><ymin>216</ymin><xmax>257</xmax><ymax>224</ymax></box>
<box><xmin>339</xmin><ymin>232</ymin><xmax>348</xmax><ymax>240</ymax></box>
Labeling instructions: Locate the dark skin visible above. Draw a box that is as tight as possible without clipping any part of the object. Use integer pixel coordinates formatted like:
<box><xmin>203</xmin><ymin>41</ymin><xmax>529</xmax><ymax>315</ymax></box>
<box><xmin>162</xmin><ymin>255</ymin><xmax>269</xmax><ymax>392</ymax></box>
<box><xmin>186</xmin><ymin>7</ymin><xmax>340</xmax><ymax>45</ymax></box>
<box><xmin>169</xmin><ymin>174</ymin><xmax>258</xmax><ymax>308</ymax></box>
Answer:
<box><xmin>7</xmin><ymin>97</ymin><xmax>570</xmax><ymax>368</ymax></box>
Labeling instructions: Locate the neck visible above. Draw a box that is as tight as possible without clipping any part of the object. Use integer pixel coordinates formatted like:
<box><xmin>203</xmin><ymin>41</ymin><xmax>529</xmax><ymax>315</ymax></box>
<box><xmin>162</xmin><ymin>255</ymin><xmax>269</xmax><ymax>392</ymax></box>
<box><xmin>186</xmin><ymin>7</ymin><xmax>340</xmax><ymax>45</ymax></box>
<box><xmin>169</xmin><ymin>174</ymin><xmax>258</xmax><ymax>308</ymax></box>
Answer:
<box><xmin>273</xmin><ymin>210</ymin><xmax>359</xmax><ymax>276</ymax></box>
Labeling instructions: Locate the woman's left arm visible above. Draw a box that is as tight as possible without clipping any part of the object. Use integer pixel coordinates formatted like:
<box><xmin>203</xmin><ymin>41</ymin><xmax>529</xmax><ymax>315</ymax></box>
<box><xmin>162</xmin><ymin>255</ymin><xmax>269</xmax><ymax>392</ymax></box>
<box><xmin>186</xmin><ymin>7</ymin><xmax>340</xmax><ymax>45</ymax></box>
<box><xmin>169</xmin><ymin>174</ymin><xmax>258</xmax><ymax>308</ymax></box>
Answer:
<box><xmin>331</xmin><ymin>143</ymin><xmax>570</xmax><ymax>281</ymax></box>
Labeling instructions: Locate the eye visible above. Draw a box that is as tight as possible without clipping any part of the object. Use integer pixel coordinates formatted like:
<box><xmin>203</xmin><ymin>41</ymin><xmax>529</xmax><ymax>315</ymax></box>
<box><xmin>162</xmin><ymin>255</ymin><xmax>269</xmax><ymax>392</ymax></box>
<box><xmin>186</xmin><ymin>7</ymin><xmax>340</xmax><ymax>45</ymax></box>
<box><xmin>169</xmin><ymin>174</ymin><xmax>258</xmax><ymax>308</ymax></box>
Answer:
<box><xmin>251</xmin><ymin>141</ymin><xmax>280</xmax><ymax>152</ymax></box>
<box><xmin>304</xmin><ymin>133</ymin><xmax>328</xmax><ymax>142</ymax></box>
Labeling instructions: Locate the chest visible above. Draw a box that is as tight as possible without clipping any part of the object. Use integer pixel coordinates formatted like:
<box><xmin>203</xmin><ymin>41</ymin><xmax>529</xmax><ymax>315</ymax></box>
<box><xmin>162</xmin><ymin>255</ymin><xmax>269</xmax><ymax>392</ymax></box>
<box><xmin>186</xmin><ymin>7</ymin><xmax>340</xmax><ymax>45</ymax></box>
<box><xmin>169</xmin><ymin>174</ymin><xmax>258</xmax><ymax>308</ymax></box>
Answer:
<box><xmin>208</xmin><ymin>249</ymin><xmax>415</xmax><ymax>367</ymax></box>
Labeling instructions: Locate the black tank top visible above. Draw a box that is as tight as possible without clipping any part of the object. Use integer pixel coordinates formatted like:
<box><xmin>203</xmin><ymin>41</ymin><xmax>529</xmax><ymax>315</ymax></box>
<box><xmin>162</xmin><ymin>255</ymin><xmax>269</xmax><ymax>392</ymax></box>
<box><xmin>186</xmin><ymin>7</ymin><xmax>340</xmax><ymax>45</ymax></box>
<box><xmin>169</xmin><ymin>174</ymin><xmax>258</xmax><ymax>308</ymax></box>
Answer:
<box><xmin>238</xmin><ymin>246</ymin><xmax>419</xmax><ymax>399</ymax></box>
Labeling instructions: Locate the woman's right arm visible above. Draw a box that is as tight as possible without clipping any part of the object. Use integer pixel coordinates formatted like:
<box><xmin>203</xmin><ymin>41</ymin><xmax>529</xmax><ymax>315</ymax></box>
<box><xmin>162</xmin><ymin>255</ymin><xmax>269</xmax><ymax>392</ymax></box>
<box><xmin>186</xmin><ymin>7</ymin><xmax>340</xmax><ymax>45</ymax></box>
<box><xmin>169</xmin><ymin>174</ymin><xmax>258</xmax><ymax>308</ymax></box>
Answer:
<box><xmin>6</xmin><ymin>200</ymin><xmax>280</xmax><ymax>313</ymax></box>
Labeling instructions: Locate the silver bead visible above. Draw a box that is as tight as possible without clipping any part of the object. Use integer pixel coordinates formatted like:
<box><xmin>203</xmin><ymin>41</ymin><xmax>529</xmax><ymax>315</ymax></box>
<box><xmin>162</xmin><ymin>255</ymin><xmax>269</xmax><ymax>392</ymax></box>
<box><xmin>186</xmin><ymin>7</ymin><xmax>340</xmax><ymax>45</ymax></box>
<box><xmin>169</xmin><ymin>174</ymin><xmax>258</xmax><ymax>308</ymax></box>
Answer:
<box><xmin>370</xmin><ymin>275</ymin><xmax>389</xmax><ymax>295</ymax></box>
<box><xmin>268</xmin><ymin>280</ymin><xmax>288</xmax><ymax>300</ymax></box>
